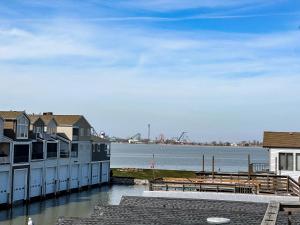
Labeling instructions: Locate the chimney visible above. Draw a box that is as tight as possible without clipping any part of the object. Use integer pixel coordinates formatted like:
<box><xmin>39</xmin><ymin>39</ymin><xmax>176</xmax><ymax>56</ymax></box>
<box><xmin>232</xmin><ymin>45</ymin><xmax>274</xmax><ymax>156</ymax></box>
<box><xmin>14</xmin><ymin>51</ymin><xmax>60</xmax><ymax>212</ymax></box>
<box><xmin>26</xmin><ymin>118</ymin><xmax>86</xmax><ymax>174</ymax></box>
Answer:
<box><xmin>43</xmin><ymin>112</ymin><xmax>53</xmax><ymax>115</ymax></box>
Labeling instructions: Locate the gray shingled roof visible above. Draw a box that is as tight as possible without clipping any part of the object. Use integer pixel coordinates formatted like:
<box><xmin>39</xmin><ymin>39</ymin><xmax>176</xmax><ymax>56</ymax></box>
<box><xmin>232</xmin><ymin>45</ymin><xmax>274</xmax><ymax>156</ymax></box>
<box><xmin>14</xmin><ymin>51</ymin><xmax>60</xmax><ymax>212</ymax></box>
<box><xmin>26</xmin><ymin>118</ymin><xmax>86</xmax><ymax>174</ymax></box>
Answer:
<box><xmin>119</xmin><ymin>196</ymin><xmax>268</xmax><ymax>213</ymax></box>
<box><xmin>56</xmin><ymin>196</ymin><xmax>271</xmax><ymax>225</ymax></box>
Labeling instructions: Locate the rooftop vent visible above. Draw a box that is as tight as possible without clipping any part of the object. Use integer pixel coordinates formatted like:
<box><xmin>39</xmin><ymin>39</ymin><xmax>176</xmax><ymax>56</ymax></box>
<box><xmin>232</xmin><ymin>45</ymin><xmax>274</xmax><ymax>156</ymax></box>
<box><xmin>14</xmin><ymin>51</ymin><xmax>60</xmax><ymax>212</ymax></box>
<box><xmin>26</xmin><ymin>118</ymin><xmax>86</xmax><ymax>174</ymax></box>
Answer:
<box><xmin>207</xmin><ymin>217</ymin><xmax>230</xmax><ymax>224</ymax></box>
<box><xmin>43</xmin><ymin>112</ymin><xmax>53</xmax><ymax>115</ymax></box>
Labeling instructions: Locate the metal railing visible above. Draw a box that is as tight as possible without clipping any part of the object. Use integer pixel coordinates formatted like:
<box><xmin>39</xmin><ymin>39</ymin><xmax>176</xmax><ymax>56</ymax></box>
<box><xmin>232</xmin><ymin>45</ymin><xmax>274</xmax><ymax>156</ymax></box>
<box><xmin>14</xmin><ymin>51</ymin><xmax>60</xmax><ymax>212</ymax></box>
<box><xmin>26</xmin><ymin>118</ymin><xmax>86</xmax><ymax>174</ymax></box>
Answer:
<box><xmin>250</xmin><ymin>163</ymin><xmax>269</xmax><ymax>173</ymax></box>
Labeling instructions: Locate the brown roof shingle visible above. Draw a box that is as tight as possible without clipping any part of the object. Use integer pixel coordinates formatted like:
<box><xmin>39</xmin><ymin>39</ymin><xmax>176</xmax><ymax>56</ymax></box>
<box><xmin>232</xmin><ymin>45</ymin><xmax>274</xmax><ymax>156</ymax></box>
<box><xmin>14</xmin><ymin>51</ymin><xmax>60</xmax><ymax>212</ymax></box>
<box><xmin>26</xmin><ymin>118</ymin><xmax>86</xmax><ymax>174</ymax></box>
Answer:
<box><xmin>0</xmin><ymin>111</ymin><xmax>25</xmax><ymax>119</ymax></box>
<box><xmin>263</xmin><ymin>131</ymin><xmax>300</xmax><ymax>148</ymax></box>
<box><xmin>54</xmin><ymin>115</ymin><xmax>82</xmax><ymax>126</ymax></box>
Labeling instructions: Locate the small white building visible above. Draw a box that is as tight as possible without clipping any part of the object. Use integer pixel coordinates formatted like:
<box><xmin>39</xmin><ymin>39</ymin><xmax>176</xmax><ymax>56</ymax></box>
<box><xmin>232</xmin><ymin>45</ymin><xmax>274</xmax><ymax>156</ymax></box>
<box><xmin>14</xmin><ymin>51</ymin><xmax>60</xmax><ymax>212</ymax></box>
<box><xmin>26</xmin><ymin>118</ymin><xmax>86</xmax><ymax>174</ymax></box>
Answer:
<box><xmin>263</xmin><ymin>131</ymin><xmax>300</xmax><ymax>182</ymax></box>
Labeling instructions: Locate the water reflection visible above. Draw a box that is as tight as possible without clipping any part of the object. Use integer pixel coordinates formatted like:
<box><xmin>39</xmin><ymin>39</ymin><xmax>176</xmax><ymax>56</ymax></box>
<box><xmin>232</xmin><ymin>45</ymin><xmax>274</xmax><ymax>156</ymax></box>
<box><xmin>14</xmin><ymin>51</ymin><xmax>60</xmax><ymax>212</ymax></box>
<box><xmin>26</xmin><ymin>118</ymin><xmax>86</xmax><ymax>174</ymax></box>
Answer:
<box><xmin>0</xmin><ymin>185</ymin><xmax>147</xmax><ymax>225</ymax></box>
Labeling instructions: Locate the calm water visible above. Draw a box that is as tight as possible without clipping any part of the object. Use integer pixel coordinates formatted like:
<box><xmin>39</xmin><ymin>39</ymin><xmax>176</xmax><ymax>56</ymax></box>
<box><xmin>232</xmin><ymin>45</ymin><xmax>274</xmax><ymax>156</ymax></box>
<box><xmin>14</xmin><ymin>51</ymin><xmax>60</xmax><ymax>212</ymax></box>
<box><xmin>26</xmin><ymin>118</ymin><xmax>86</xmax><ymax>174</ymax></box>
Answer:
<box><xmin>1</xmin><ymin>144</ymin><xmax>269</xmax><ymax>225</ymax></box>
<box><xmin>111</xmin><ymin>143</ymin><xmax>269</xmax><ymax>172</ymax></box>
<box><xmin>0</xmin><ymin>185</ymin><xmax>147</xmax><ymax>225</ymax></box>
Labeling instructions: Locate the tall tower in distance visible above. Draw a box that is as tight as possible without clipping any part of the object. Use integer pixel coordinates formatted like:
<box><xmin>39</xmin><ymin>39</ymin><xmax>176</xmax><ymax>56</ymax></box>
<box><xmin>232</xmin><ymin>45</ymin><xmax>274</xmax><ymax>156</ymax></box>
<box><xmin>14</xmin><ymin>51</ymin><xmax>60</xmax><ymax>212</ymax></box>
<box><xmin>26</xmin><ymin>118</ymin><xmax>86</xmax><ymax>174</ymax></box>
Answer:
<box><xmin>147</xmin><ymin>123</ymin><xmax>151</xmax><ymax>141</ymax></box>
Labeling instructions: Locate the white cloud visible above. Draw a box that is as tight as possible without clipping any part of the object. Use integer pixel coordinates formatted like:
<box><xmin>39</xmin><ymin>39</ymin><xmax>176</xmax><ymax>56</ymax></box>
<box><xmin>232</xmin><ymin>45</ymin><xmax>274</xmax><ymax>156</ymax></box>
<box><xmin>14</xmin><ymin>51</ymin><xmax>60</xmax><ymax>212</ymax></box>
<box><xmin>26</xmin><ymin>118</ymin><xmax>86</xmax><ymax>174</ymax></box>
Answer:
<box><xmin>0</xmin><ymin>17</ymin><xmax>300</xmax><ymax>141</ymax></box>
<box><xmin>115</xmin><ymin>0</ymin><xmax>279</xmax><ymax>12</ymax></box>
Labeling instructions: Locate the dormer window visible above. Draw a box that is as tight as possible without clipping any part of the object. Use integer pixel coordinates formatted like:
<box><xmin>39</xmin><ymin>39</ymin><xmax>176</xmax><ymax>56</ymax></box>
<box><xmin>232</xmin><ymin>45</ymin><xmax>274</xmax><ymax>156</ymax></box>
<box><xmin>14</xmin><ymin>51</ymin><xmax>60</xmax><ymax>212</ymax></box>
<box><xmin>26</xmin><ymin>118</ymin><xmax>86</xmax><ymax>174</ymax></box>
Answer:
<box><xmin>34</xmin><ymin>126</ymin><xmax>43</xmax><ymax>134</ymax></box>
<box><xmin>17</xmin><ymin>115</ymin><xmax>28</xmax><ymax>139</ymax></box>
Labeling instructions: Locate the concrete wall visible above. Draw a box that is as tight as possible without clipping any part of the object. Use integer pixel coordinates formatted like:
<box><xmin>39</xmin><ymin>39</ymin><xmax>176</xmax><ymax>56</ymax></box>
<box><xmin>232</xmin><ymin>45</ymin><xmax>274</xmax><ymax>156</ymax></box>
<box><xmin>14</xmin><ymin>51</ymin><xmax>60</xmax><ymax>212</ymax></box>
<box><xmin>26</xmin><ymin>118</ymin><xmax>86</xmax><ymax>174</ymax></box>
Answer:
<box><xmin>269</xmin><ymin>148</ymin><xmax>300</xmax><ymax>181</ymax></box>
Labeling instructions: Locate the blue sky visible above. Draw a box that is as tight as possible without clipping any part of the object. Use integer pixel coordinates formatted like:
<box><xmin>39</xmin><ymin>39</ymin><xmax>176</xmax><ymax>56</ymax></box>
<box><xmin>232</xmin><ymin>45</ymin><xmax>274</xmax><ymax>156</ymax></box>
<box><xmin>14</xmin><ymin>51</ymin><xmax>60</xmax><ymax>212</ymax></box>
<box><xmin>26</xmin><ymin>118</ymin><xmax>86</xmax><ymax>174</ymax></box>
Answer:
<box><xmin>0</xmin><ymin>0</ymin><xmax>300</xmax><ymax>142</ymax></box>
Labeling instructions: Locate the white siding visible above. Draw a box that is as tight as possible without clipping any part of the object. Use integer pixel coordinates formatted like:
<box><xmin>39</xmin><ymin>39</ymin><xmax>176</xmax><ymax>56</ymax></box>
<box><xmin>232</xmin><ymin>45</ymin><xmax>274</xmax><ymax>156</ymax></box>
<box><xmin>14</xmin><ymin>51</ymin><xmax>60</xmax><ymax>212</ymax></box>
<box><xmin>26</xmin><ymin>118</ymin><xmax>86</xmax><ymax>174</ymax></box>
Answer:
<box><xmin>269</xmin><ymin>148</ymin><xmax>300</xmax><ymax>181</ymax></box>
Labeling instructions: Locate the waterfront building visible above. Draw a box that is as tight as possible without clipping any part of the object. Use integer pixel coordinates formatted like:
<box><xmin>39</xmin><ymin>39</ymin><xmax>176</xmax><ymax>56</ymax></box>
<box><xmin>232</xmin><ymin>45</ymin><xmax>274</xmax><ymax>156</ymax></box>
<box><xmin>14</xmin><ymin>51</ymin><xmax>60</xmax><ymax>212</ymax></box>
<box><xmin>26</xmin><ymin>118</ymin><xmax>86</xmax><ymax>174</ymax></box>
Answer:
<box><xmin>0</xmin><ymin>111</ymin><xmax>110</xmax><ymax>206</ymax></box>
<box><xmin>263</xmin><ymin>131</ymin><xmax>300</xmax><ymax>181</ymax></box>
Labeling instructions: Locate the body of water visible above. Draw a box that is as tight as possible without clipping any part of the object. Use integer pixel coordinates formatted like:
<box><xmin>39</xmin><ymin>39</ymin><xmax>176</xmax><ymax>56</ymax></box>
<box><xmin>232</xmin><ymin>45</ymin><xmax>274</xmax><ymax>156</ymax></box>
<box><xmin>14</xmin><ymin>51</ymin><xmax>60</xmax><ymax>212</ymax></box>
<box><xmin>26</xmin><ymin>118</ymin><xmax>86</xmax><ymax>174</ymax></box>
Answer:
<box><xmin>111</xmin><ymin>143</ymin><xmax>269</xmax><ymax>172</ymax></box>
<box><xmin>0</xmin><ymin>185</ymin><xmax>147</xmax><ymax>225</ymax></box>
<box><xmin>1</xmin><ymin>144</ymin><xmax>269</xmax><ymax>225</ymax></box>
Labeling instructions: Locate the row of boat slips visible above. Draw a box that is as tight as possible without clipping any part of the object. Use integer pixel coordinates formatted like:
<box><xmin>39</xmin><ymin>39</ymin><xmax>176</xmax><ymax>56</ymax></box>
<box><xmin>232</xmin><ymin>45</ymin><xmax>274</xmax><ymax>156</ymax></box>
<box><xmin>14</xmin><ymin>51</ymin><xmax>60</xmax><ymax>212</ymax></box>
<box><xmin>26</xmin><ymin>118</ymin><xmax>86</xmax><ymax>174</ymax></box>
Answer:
<box><xmin>0</xmin><ymin>111</ymin><xmax>111</xmax><ymax>206</ymax></box>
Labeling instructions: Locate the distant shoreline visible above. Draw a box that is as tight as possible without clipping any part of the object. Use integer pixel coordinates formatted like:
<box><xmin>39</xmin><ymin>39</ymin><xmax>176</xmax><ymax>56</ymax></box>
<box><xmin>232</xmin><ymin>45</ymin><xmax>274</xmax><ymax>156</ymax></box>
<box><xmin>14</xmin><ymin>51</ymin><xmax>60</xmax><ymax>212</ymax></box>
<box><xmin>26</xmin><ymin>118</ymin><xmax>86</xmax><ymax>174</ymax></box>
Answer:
<box><xmin>111</xmin><ymin>142</ymin><xmax>263</xmax><ymax>148</ymax></box>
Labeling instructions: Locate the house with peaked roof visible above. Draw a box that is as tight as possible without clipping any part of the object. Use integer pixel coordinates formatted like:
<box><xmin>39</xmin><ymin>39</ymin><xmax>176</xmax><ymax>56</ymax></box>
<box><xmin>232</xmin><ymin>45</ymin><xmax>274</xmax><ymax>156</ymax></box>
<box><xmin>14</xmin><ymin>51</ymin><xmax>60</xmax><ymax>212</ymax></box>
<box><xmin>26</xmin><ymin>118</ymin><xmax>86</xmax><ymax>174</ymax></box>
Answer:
<box><xmin>263</xmin><ymin>131</ymin><xmax>300</xmax><ymax>181</ymax></box>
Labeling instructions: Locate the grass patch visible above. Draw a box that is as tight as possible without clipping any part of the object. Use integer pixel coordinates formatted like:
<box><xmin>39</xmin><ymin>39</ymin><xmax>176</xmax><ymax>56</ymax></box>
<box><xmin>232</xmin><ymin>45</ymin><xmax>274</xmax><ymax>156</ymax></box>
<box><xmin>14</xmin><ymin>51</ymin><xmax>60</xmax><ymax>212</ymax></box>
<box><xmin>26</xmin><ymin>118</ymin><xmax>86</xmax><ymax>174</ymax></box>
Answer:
<box><xmin>111</xmin><ymin>168</ymin><xmax>197</xmax><ymax>180</ymax></box>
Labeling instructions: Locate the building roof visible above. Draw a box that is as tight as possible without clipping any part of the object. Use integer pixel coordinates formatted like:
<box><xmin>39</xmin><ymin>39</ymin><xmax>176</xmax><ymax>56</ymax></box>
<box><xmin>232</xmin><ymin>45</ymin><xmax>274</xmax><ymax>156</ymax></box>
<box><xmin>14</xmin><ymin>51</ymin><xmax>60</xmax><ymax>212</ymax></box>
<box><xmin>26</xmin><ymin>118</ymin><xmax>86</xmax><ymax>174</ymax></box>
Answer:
<box><xmin>0</xmin><ymin>111</ymin><xmax>25</xmax><ymax>120</ymax></box>
<box><xmin>28</xmin><ymin>114</ymin><xmax>57</xmax><ymax>126</ymax></box>
<box><xmin>28</xmin><ymin>115</ymin><xmax>42</xmax><ymax>124</ymax></box>
<box><xmin>263</xmin><ymin>131</ymin><xmax>300</xmax><ymax>148</ymax></box>
<box><xmin>56</xmin><ymin>196</ymin><xmax>269</xmax><ymax>225</ymax></box>
<box><xmin>53</xmin><ymin>115</ymin><xmax>83</xmax><ymax>126</ymax></box>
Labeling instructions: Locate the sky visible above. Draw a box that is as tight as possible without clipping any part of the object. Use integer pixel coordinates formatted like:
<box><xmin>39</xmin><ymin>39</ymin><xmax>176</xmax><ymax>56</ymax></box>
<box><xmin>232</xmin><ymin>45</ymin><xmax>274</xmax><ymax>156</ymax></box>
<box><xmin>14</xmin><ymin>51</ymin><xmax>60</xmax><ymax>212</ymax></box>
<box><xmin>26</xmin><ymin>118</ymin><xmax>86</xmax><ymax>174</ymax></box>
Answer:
<box><xmin>0</xmin><ymin>0</ymin><xmax>300</xmax><ymax>142</ymax></box>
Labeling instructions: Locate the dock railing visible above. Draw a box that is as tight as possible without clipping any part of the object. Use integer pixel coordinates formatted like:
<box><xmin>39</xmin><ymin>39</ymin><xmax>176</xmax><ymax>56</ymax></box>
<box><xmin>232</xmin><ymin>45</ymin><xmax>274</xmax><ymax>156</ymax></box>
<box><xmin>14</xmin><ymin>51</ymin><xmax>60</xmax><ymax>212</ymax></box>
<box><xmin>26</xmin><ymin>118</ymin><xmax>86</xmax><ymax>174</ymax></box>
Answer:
<box><xmin>150</xmin><ymin>172</ymin><xmax>300</xmax><ymax>196</ymax></box>
<box><xmin>250</xmin><ymin>163</ymin><xmax>270</xmax><ymax>173</ymax></box>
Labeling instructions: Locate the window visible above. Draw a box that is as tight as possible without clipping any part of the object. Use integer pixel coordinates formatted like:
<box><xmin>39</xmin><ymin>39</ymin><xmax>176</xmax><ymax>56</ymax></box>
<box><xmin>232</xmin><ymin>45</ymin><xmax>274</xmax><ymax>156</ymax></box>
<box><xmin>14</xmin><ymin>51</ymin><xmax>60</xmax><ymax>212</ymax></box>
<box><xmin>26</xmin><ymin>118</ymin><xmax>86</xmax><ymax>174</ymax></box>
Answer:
<box><xmin>80</xmin><ymin>128</ymin><xmax>84</xmax><ymax>136</ymax></box>
<box><xmin>34</xmin><ymin>126</ymin><xmax>43</xmax><ymax>134</ymax></box>
<box><xmin>14</xmin><ymin>145</ymin><xmax>29</xmax><ymax>163</ymax></box>
<box><xmin>296</xmin><ymin>154</ymin><xmax>300</xmax><ymax>171</ymax></box>
<box><xmin>47</xmin><ymin>143</ymin><xmax>57</xmax><ymax>158</ymax></box>
<box><xmin>0</xmin><ymin>143</ymin><xmax>9</xmax><ymax>157</ymax></box>
<box><xmin>73</xmin><ymin>128</ymin><xmax>79</xmax><ymax>140</ymax></box>
<box><xmin>71</xmin><ymin>143</ymin><xmax>78</xmax><ymax>158</ymax></box>
<box><xmin>279</xmin><ymin>153</ymin><xmax>293</xmax><ymax>171</ymax></box>
<box><xmin>60</xmin><ymin>141</ymin><xmax>69</xmax><ymax>158</ymax></box>
<box><xmin>86</xmin><ymin>128</ymin><xmax>91</xmax><ymax>136</ymax></box>
<box><xmin>17</xmin><ymin>116</ymin><xmax>28</xmax><ymax>139</ymax></box>
<box><xmin>32</xmin><ymin>142</ymin><xmax>44</xmax><ymax>160</ymax></box>
<box><xmin>47</xmin><ymin>126</ymin><xmax>56</xmax><ymax>135</ymax></box>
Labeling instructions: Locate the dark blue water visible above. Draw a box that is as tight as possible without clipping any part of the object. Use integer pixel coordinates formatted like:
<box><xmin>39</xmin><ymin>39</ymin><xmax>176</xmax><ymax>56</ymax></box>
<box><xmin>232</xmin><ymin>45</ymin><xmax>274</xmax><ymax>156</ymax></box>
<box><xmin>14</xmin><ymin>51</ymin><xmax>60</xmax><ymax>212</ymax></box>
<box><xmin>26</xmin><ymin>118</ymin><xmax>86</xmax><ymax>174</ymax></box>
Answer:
<box><xmin>111</xmin><ymin>143</ymin><xmax>268</xmax><ymax>172</ymax></box>
<box><xmin>0</xmin><ymin>185</ymin><xmax>147</xmax><ymax>225</ymax></box>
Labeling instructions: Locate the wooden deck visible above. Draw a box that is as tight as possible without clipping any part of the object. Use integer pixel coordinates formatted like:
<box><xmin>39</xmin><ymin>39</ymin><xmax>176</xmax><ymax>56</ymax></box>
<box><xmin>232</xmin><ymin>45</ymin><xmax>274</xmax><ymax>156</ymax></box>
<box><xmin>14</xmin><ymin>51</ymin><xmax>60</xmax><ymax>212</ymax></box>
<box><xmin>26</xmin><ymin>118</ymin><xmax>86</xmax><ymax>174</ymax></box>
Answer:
<box><xmin>150</xmin><ymin>172</ymin><xmax>300</xmax><ymax>196</ymax></box>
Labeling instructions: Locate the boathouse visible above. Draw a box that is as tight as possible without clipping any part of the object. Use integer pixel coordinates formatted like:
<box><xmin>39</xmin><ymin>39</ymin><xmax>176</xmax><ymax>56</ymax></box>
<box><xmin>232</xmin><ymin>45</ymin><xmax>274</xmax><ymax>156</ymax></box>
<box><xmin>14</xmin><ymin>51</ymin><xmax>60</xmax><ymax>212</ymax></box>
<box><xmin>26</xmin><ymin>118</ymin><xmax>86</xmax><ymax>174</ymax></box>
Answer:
<box><xmin>0</xmin><ymin>111</ymin><xmax>110</xmax><ymax>206</ymax></box>
<box><xmin>263</xmin><ymin>131</ymin><xmax>300</xmax><ymax>181</ymax></box>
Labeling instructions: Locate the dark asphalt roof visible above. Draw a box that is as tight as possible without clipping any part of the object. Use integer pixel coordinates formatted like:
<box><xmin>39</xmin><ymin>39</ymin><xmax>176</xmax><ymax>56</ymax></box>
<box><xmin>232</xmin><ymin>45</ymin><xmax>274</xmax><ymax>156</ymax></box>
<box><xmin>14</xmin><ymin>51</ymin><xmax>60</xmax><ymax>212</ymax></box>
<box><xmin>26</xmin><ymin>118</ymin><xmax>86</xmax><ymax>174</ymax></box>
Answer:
<box><xmin>119</xmin><ymin>196</ymin><xmax>268</xmax><ymax>213</ymax></box>
<box><xmin>56</xmin><ymin>196</ymin><xmax>271</xmax><ymax>225</ymax></box>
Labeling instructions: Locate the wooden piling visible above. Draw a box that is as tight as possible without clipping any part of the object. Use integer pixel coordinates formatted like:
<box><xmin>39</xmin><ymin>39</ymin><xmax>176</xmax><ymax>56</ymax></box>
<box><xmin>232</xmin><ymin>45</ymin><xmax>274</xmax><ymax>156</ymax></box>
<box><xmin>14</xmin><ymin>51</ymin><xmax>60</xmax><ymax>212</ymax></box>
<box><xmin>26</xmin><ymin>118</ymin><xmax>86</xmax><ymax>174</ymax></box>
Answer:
<box><xmin>202</xmin><ymin>154</ymin><xmax>205</xmax><ymax>172</ymax></box>
<box><xmin>248</xmin><ymin>154</ymin><xmax>251</xmax><ymax>179</ymax></box>
<box><xmin>212</xmin><ymin>156</ymin><xmax>215</xmax><ymax>179</ymax></box>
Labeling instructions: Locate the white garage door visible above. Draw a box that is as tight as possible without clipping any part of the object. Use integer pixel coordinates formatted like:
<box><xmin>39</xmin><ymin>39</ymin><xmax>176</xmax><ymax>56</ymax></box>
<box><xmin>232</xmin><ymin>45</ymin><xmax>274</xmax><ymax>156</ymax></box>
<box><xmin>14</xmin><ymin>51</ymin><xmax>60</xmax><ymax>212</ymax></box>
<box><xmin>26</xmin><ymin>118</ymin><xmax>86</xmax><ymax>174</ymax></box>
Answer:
<box><xmin>59</xmin><ymin>166</ymin><xmax>68</xmax><ymax>191</ymax></box>
<box><xmin>70</xmin><ymin>164</ymin><xmax>79</xmax><ymax>189</ymax></box>
<box><xmin>91</xmin><ymin>163</ymin><xmax>100</xmax><ymax>185</ymax></box>
<box><xmin>81</xmin><ymin>164</ymin><xmax>89</xmax><ymax>187</ymax></box>
<box><xmin>0</xmin><ymin>171</ymin><xmax>9</xmax><ymax>204</ymax></box>
<box><xmin>46</xmin><ymin>167</ymin><xmax>56</xmax><ymax>194</ymax></box>
<box><xmin>101</xmin><ymin>162</ymin><xmax>110</xmax><ymax>183</ymax></box>
<box><xmin>13</xmin><ymin>168</ymin><xmax>28</xmax><ymax>202</ymax></box>
<box><xmin>30</xmin><ymin>168</ymin><xmax>43</xmax><ymax>198</ymax></box>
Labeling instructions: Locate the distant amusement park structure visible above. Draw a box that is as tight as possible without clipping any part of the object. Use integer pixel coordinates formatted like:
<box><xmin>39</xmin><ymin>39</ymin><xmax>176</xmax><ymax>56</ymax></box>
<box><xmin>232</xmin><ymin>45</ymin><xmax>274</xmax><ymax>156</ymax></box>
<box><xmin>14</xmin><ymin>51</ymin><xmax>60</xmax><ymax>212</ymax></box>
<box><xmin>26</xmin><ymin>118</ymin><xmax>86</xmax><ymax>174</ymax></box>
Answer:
<box><xmin>110</xmin><ymin>124</ymin><xmax>262</xmax><ymax>147</ymax></box>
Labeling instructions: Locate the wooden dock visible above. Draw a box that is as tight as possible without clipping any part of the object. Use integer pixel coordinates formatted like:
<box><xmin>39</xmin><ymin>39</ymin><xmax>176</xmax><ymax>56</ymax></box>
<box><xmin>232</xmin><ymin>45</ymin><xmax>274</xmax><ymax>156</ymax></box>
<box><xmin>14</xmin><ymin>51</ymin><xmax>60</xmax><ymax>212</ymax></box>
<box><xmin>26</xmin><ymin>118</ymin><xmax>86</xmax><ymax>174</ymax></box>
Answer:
<box><xmin>150</xmin><ymin>172</ymin><xmax>300</xmax><ymax>196</ymax></box>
